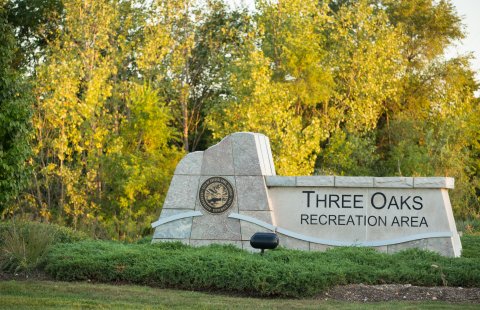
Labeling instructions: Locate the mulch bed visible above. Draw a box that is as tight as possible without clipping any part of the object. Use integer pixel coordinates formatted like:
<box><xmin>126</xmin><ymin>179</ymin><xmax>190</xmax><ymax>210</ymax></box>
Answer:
<box><xmin>318</xmin><ymin>284</ymin><xmax>480</xmax><ymax>303</ymax></box>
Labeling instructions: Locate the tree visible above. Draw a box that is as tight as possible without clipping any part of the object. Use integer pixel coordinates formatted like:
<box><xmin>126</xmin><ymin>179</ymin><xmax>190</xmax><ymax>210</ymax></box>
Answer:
<box><xmin>377</xmin><ymin>0</ymin><xmax>479</xmax><ymax>217</ymax></box>
<box><xmin>381</xmin><ymin>58</ymin><xmax>479</xmax><ymax>217</ymax></box>
<box><xmin>5</xmin><ymin>0</ymin><xmax>63</xmax><ymax>70</ymax></box>
<box><xmin>5</xmin><ymin>0</ymin><xmax>479</xmax><ymax>229</ymax></box>
<box><xmin>208</xmin><ymin>0</ymin><xmax>333</xmax><ymax>175</ymax></box>
<box><xmin>209</xmin><ymin>0</ymin><xmax>404</xmax><ymax>175</ymax></box>
<box><xmin>101</xmin><ymin>84</ymin><xmax>182</xmax><ymax>240</ymax></box>
<box><xmin>324</xmin><ymin>0</ymin><xmax>405</xmax><ymax>133</ymax></box>
<box><xmin>207</xmin><ymin>50</ymin><xmax>325</xmax><ymax>175</ymax></box>
<box><xmin>139</xmin><ymin>0</ymin><xmax>253</xmax><ymax>151</ymax></box>
<box><xmin>0</xmin><ymin>3</ymin><xmax>31</xmax><ymax>214</ymax></box>
<box><xmin>383</xmin><ymin>0</ymin><xmax>463</xmax><ymax>68</ymax></box>
<box><xmin>24</xmin><ymin>0</ymin><xmax>182</xmax><ymax>238</ymax></box>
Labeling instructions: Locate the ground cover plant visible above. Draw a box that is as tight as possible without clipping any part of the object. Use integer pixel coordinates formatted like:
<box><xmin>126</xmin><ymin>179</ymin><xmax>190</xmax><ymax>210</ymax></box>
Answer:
<box><xmin>459</xmin><ymin>235</ymin><xmax>480</xmax><ymax>258</ymax></box>
<box><xmin>2</xmin><ymin>221</ymin><xmax>480</xmax><ymax>299</ymax></box>
<box><xmin>44</xmin><ymin>238</ymin><xmax>480</xmax><ymax>298</ymax></box>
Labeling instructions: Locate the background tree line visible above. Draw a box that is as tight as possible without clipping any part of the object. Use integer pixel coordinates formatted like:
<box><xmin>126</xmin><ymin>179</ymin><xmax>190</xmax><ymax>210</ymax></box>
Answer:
<box><xmin>0</xmin><ymin>0</ymin><xmax>478</xmax><ymax>240</ymax></box>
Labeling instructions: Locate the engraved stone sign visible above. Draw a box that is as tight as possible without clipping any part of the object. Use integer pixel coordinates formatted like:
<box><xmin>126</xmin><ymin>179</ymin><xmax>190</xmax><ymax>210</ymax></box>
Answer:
<box><xmin>152</xmin><ymin>132</ymin><xmax>462</xmax><ymax>257</ymax></box>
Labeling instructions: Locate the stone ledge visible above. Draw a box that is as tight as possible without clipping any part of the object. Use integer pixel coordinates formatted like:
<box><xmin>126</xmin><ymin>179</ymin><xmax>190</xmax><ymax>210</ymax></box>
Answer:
<box><xmin>296</xmin><ymin>176</ymin><xmax>334</xmax><ymax>187</ymax></box>
<box><xmin>265</xmin><ymin>176</ymin><xmax>455</xmax><ymax>189</ymax></box>
<box><xmin>374</xmin><ymin>177</ymin><xmax>413</xmax><ymax>188</ymax></box>
<box><xmin>265</xmin><ymin>176</ymin><xmax>296</xmax><ymax>186</ymax></box>
<box><xmin>414</xmin><ymin>177</ymin><xmax>454</xmax><ymax>189</ymax></box>
<box><xmin>335</xmin><ymin>176</ymin><xmax>374</xmax><ymax>187</ymax></box>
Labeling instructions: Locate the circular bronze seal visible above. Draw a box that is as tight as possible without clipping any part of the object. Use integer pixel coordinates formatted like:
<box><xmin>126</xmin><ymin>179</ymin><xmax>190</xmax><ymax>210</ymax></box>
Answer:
<box><xmin>199</xmin><ymin>177</ymin><xmax>235</xmax><ymax>214</ymax></box>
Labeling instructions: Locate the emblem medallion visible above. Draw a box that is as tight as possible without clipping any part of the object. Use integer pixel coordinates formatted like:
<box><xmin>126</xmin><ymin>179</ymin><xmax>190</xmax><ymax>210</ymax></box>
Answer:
<box><xmin>199</xmin><ymin>177</ymin><xmax>235</xmax><ymax>214</ymax></box>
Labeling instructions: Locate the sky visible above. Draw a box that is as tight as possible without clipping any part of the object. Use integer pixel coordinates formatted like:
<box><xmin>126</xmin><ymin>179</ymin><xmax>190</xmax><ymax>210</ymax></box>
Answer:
<box><xmin>448</xmin><ymin>0</ymin><xmax>480</xmax><ymax>82</ymax></box>
<box><xmin>228</xmin><ymin>0</ymin><xmax>480</xmax><ymax>83</ymax></box>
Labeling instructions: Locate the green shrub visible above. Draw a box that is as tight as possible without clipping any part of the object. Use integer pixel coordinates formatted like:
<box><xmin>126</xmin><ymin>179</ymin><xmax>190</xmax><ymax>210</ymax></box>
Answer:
<box><xmin>0</xmin><ymin>220</ymin><xmax>89</xmax><ymax>273</ymax></box>
<box><xmin>134</xmin><ymin>236</ymin><xmax>153</xmax><ymax>244</ymax></box>
<box><xmin>44</xmin><ymin>239</ymin><xmax>480</xmax><ymax>298</ymax></box>
<box><xmin>457</xmin><ymin>218</ymin><xmax>480</xmax><ymax>235</ymax></box>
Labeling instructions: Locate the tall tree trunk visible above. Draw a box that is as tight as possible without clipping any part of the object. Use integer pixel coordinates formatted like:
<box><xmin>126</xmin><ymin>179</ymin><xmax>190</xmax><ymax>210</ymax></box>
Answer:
<box><xmin>182</xmin><ymin>95</ymin><xmax>189</xmax><ymax>152</ymax></box>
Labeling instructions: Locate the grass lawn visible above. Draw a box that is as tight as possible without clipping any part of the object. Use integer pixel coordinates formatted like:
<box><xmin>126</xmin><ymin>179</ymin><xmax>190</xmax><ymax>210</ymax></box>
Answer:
<box><xmin>0</xmin><ymin>280</ymin><xmax>477</xmax><ymax>310</ymax></box>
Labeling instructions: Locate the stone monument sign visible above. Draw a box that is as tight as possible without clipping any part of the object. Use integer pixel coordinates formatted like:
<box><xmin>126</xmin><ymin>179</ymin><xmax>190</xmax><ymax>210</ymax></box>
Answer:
<box><xmin>152</xmin><ymin>132</ymin><xmax>462</xmax><ymax>257</ymax></box>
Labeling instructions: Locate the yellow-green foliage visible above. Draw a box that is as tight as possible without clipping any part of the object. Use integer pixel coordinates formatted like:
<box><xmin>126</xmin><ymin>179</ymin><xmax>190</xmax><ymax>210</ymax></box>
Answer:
<box><xmin>17</xmin><ymin>0</ymin><xmax>183</xmax><ymax>240</ymax></box>
<box><xmin>207</xmin><ymin>50</ymin><xmax>326</xmax><ymax>175</ymax></box>
<box><xmin>1</xmin><ymin>0</ymin><xmax>479</xmax><ymax>236</ymax></box>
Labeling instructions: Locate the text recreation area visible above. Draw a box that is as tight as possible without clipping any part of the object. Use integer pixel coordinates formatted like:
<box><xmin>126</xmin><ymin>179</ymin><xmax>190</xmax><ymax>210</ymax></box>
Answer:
<box><xmin>151</xmin><ymin>132</ymin><xmax>461</xmax><ymax>257</ymax></box>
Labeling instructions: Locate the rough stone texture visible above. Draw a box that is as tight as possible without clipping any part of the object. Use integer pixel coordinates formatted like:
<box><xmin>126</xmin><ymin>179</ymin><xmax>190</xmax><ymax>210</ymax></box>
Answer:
<box><xmin>154</xmin><ymin>133</ymin><xmax>277</xmax><ymax>248</ymax></box>
<box><xmin>174</xmin><ymin>151</ymin><xmax>203</xmax><ymax>175</ymax></box>
<box><xmin>296</xmin><ymin>176</ymin><xmax>334</xmax><ymax>187</ymax></box>
<box><xmin>239</xmin><ymin>211</ymin><xmax>275</xmax><ymax>240</ymax></box>
<box><xmin>277</xmin><ymin>233</ymin><xmax>310</xmax><ymax>250</ymax></box>
<box><xmin>265</xmin><ymin>176</ymin><xmax>296</xmax><ymax>187</ymax></box>
<box><xmin>426</xmin><ymin>237</ymin><xmax>455</xmax><ymax>257</ymax></box>
<box><xmin>236</xmin><ymin>176</ymin><xmax>270</xmax><ymax>211</ymax></box>
<box><xmin>387</xmin><ymin>239</ymin><xmax>428</xmax><ymax>254</ymax></box>
<box><xmin>162</xmin><ymin>175</ymin><xmax>200</xmax><ymax>209</ymax></box>
<box><xmin>414</xmin><ymin>177</ymin><xmax>455</xmax><ymax>189</ymax></box>
<box><xmin>191</xmin><ymin>216</ymin><xmax>242</xmax><ymax>241</ymax></box>
<box><xmin>152</xmin><ymin>209</ymin><xmax>193</xmax><ymax>239</ymax></box>
<box><xmin>374</xmin><ymin>177</ymin><xmax>413</xmax><ymax>188</ymax></box>
<box><xmin>335</xmin><ymin>176</ymin><xmax>374</xmax><ymax>187</ymax></box>
<box><xmin>201</xmin><ymin>136</ymin><xmax>235</xmax><ymax>176</ymax></box>
<box><xmin>231</xmin><ymin>133</ymin><xmax>262</xmax><ymax>176</ymax></box>
<box><xmin>153</xmin><ymin>220</ymin><xmax>192</xmax><ymax>239</ymax></box>
<box><xmin>309</xmin><ymin>243</ymin><xmax>334</xmax><ymax>252</ymax></box>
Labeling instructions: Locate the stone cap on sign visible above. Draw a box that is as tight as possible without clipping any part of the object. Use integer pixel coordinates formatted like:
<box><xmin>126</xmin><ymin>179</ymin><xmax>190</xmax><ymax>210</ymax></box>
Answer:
<box><xmin>265</xmin><ymin>176</ymin><xmax>454</xmax><ymax>189</ymax></box>
<box><xmin>173</xmin><ymin>132</ymin><xmax>276</xmax><ymax>177</ymax></box>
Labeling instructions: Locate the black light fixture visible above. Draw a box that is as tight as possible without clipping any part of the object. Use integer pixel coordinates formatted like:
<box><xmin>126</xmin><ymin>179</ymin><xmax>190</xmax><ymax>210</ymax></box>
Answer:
<box><xmin>250</xmin><ymin>232</ymin><xmax>279</xmax><ymax>255</ymax></box>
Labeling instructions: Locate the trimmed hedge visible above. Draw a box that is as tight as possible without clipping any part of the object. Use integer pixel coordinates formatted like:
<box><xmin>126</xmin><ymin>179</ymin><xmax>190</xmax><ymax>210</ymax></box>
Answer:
<box><xmin>460</xmin><ymin>235</ymin><xmax>480</xmax><ymax>259</ymax></box>
<box><xmin>44</xmin><ymin>239</ymin><xmax>480</xmax><ymax>298</ymax></box>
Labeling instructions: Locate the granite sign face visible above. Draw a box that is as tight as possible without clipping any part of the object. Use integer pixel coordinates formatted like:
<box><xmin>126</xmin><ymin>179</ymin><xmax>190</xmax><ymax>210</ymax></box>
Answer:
<box><xmin>152</xmin><ymin>132</ymin><xmax>462</xmax><ymax>257</ymax></box>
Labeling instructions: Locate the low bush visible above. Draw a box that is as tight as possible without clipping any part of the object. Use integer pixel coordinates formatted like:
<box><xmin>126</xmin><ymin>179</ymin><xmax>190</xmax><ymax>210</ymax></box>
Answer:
<box><xmin>0</xmin><ymin>221</ymin><xmax>89</xmax><ymax>274</ymax></box>
<box><xmin>44</xmin><ymin>238</ymin><xmax>480</xmax><ymax>298</ymax></box>
<box><xmin>457</xmin><ymin>218</ymin><xmax>480</xmax><ymax>235</ymax></box>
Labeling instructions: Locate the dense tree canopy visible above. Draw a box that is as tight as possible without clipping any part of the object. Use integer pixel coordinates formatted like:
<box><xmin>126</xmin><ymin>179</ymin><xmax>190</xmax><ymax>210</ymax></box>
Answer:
<box><xmin>0</xmin><ymin>3</ymin><xmax>31</xmax><ymax>214</ymax></box>
<box><xmin>0</xmin><ymin>0</ymin><xmax>478</xmax><ymax>238</ymax></box>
